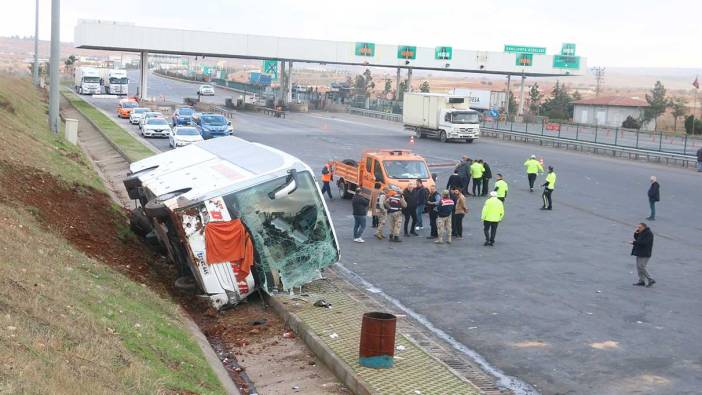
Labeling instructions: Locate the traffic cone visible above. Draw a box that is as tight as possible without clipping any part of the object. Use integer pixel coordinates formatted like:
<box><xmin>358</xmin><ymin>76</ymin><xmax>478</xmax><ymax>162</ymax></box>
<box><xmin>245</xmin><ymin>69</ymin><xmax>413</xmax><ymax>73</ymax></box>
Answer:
<box><xmin>409</xmin><ymin>135</ymin><xmax>415</xmax><ymax>144</ymax></box>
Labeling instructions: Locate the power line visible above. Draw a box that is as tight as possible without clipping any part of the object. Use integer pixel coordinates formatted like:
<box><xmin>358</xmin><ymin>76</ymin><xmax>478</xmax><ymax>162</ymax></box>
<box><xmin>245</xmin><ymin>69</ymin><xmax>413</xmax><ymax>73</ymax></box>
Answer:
<box><xmin>591</xmin><ymin>67</ymin><xmax>605</xmax><ymax>97</ymax></box>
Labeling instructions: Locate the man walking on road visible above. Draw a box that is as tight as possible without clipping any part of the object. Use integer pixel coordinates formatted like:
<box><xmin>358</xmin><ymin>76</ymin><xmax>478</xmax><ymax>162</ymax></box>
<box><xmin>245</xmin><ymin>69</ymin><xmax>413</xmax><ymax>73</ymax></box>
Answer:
<box><xmin>320</xmin><ymin>162</ymin><xmax>334</xmax><ymax>199</ymax></box>
<box><xmin>385</xmin><ymin>186</ymin><xmax>406</xmax><ymax>242</ymax></box>
<box><xmin>630</xmin><ymin>223</ymin><xmax>655</xmax><ymax>287</ymax></box>
<box><xmin>352</xmin><ymin>192</ymin><xmax>369</xmax><ymax>243</ymax></box>
<box><xmin>435</xmin><ymin>190</ymin><xmax>455</xmax><ymax>244</ymax></box>
<box><xmin>374</xmin><ymin>185</ymin><xmax>387</xmax><ymax>240</ymax></box>
<box><xmin>494</xmin><ymin>174</ymin><xmax>508</xmax><ymax>202</ymax></box>
<box><xmin>425</xmin><ymin>185</ymin><xmax>440</xmax><ymax>239</ymax></box>
<box><xmin>481</xmin><ymin>160</ymin><xmax>492</xmax><ymax>196</ymax></box>
<box><xmin>481</xmin><ymin>191</ymin><xmax>504</xmax><ymax>246</ymax></box>
<box><xmin>415</xmin><ymin>179</ymin><xmax>428</xmax><ymax>230</ymax></box>
<box><xmin>647</xmin><ymin>176</ymin><xmax>660</xmax><ymax>220</ymax></box>
<box><xmin>541</xmin><ymin>166</ymin><xmax>556</xmax><ymax>210</ymax></box>
<box><xmin>524</xmin><ymin>155</ymin><xmax>544</xmax><ymax>192</ymax></box>
<box><xmin>470</xmin><ymin>159</ymin><xmax>485</xmax><ymax>196</ymax></box>
<box><xmin>697</xmin><ymin>147</ymin><xmax>702</xmax><ymax>172</ymax></box>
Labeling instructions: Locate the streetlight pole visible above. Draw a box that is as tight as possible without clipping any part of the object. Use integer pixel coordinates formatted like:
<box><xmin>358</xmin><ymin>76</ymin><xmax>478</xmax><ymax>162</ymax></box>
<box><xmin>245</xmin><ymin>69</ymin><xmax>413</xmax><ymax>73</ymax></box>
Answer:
<box><xmin>32</xmin><ymin>0</ymin><xmax>40</xmax><ymax>86</ymax></box>
<box><xmin>48</xmin><ymin>0</ymin><xmax>60</xmax><ymax>134</ymax></box>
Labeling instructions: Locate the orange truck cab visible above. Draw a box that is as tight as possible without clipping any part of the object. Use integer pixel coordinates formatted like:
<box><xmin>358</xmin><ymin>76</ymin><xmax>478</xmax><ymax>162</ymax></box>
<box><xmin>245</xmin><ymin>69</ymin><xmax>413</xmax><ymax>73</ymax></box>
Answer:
<box><xmin>117</xmin><ymin>99</ymin><xmax>138</xmax><ymax>118</ymax></box>
<box><xmin>333</xmin><ymin>149</ymin><xmax>436</xmax><ymax>198</ymax></box>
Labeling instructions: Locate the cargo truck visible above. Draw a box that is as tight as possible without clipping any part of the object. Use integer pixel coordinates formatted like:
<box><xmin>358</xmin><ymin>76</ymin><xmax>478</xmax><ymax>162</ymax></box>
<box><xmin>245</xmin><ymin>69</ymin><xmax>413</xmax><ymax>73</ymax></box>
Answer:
<box><xmin>403</xmin><ymin>92</ymin><xmax>481</xmax><ymax>143</ymax></box>
<box><xmin>74</xmin><ymin>66</ymin><xmax>102</xmax><ymax>95</ymax></box>
<box><xmin>100</xmin><ymin>68</ymin><xmax>129</xmax><ymax>95</ymax></box>
<box><xmin>449</xmin><ymin>88</ymin><xmax>506</xmax><ymax>112</ymax></box>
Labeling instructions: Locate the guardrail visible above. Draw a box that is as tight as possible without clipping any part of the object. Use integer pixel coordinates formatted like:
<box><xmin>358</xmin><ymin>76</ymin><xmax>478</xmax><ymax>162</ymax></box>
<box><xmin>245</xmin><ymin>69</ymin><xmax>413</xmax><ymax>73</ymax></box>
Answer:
<box><xmin>481</xmin><ymin>126</ymin><xmax>697</xmax><ymax>168</ymax></box>
<box><xmin>347</xmin><ymin>107</ymin><xmax>402</xmax><ymax>122</ymax></box>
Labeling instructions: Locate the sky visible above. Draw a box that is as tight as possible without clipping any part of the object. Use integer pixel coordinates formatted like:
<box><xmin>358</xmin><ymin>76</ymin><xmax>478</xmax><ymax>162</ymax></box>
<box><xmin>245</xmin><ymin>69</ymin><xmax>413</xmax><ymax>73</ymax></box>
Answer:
<box><xmin>2</xmin><ymin>0</ymin><xmax>701</xmax><ymax>69</ymax></box>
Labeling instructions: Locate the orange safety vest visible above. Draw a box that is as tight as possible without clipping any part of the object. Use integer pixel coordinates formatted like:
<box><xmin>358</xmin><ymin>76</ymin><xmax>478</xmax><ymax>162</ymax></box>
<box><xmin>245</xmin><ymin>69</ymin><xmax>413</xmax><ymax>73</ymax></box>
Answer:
<box><xmin>321</xmin><ymin>165</ymin><xmax>333</xmax><ymax>182</ymax></box>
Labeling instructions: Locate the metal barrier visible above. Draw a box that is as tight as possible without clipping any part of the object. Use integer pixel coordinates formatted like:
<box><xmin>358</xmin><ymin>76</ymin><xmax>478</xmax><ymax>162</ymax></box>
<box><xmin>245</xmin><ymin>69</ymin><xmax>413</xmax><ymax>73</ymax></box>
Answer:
<box><xmin>348</xmin><ymin>107</ymin><xmax>403</xmax><ymax>122</ymax></box>
<box><xmin>481</xmin><ymin>127</ymin><xmax>697</xmax><ymax>168</ymax></box>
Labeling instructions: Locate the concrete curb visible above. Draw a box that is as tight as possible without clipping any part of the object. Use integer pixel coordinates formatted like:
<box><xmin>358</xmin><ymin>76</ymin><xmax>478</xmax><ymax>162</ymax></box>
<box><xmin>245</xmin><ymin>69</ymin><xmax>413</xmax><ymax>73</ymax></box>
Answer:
<box><xmin>263</xmin><ymin>292</ymin><xmax>374</xmax><ymax>395</ymax></box>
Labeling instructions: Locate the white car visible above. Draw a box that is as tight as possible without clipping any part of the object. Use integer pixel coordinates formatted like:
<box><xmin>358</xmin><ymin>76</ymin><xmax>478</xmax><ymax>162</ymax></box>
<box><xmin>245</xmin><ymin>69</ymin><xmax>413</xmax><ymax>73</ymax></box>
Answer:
<box><xmin>129</xmin><ymin>107</ymin><xmax>150</xmax><ymax>125</ymax></box>
<box><xmin>169</xmin><ymin>126</ymin><xmax>204</xmax><ymax>148</ymax></box>
<box><xmin>141</xmin><ymin>117</ymin><xmax>172</xmax><ymax>138</ymax></box>
<box><xmin>197</xmin><ymin>84</ymin><xmax>215</xmax><ymax>96</ymax></box>
<box><xmin>139</xmin><ymin>111</ymin><xmax>163</xmax><ymax>130</ymax></box>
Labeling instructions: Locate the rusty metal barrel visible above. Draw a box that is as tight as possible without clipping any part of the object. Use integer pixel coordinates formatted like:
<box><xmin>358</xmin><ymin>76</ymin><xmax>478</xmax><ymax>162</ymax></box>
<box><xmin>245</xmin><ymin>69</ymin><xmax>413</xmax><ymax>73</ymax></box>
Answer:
<box><xmin>358</xmin><ymin>312</ymin><xmax>397</xmax><ymax>369</ymax></box>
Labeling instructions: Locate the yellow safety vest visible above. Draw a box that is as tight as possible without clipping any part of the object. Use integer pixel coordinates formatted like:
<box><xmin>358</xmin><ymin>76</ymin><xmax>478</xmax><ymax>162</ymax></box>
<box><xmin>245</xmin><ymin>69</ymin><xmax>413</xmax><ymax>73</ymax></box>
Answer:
<box><xmin>524</xmin><ymin>159</ymin><xmax>543</xmax><ymax>174</ymax></box>
<box><xmin>470</xmin><ymin>162</ymin><xmax>484</xmax><ymax>179</ymax></box>
<box><xmin>494</xmin><ymin>179</ymin><xmax>509</xmax><ymax>198</ymax></box>
<box><xmin>481</xmin><ymin>197</ymin><xmax>504</xmax><ymax>222</ymax></box>
<box><xmin>545</xmin><ymin>172</ymin><xmax>557</xmax><ymax>190</ymax></box>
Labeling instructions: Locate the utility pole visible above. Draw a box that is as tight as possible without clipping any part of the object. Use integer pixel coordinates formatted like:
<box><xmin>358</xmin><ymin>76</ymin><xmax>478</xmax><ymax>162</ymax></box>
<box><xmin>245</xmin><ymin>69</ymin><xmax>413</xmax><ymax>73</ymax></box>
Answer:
<box><xmin>518</xmin><ymin>72</ymin><xmax>526</xmax><ymax>116</ymax></box>
<box><xmin>32</xmin><ymin>0</ymin><xmax>40</xmax><ymax>86</ymax></box>
<box><xmin>48</xmin><ymin>0</ymin><xmax>60</xmax><ymax>134</ymax></box>
<box><xmin>505</xmin><ymin>74</ymin><xmax>512</xmax><ymax>117</ymax></box>
<box><xmin>592</xmin><ymin>67</ymin><xmax>605</xmax><ymax>97</ymax></box>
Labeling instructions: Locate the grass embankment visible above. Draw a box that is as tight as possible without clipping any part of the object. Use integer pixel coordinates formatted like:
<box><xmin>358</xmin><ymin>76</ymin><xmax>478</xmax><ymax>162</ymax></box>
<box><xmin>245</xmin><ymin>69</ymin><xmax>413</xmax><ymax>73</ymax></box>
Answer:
<box><xmin>0</xmin><ymin>75</ymin><xmax>224</xmax><ymax>394</ymax></box>
<box><xmin>61</xmin><ymin>88</ymin><xmax>154</xmax><ymax>162</ymax></box>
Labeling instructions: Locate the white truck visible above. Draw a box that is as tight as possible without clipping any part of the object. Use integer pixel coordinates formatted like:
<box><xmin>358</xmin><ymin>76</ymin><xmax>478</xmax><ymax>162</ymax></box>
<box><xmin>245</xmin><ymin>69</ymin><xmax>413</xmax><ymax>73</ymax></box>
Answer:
<box><xmin>123</xmin><ymin>137</ymin><xmax>340</xmax><ymax>310</ymax></box>
<box><xmin>100</xmin><ymin>68</ymin><xmax>129</xmax><ymax>95</ymax></box>
<box><xmin>403</xmin><ymin>92</ymin><xmax>481</xmax><ymax>143</ymax></box>
<box><xmin>74</xmin><ymin>66</ymin><xmax>101</xmax><ymax>95</ymax></box>
<box><xmin>449</xmin><ymin>88</ymin><xmax>506</xmax><ymax>112</ymax></box>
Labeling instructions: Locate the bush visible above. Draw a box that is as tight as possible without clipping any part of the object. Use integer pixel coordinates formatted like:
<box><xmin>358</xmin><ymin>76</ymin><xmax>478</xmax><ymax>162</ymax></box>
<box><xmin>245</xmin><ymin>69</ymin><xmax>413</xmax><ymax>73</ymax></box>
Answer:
<box><xmin>684</xmin><ymin>115</ymin><xmax>702</xmax><ymax>134</ymax></box>
<box><xmin>622</xmin><ymin>116</ymin><xmax>641</xmax><ymax>129</ymax></box>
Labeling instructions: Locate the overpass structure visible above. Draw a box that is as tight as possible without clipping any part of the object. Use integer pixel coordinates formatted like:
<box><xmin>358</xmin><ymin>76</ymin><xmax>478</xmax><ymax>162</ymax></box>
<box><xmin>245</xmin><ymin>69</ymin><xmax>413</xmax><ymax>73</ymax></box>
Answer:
<box><xmin>74</xmin><ymin>20</ymin><xmax>587</xmax><ymax>108</ymax></box>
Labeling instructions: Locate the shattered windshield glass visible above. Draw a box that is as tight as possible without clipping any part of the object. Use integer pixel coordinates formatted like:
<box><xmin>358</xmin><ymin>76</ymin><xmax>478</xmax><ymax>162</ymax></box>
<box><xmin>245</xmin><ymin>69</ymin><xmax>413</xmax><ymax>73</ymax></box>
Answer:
<box><xmin>222</xmin><ymin>171</ymin><xmax>338</xmax><ymax>290</ymax></box>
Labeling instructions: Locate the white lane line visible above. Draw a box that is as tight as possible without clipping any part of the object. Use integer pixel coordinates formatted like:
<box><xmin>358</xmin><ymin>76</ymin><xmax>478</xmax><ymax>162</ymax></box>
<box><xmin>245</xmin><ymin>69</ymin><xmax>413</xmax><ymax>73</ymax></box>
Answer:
<box><xmin>333</xmin><ymin>262</ymin><xmax>540</xmax><ymax>395</ymax></box>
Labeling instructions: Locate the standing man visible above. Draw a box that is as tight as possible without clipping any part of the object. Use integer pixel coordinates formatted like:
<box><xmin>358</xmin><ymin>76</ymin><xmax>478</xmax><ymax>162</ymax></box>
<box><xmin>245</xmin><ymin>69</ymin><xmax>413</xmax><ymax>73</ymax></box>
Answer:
<box><xmin>384</xmin><ymin>186</ymin><xmax>406</xmax><ymax>242</ymax></box>
<box><xmin>630</xmin><ymin>223</ymin><xmax>655</xmax><ymax>287</ymax></box>
<box><xmin>697</xmin><ymin>147</ymin><xmax>702</xmax><ymax>172</ymax></box>
<box><xmin>415</xmin><ymin>179</ymin><xmax>428</xmax><ymax>231</ymax></box>
<box><xmin>435</xmin><ymin>190</ymin><xmax>455</xmax><ymax>244</ymax></box>
<box><xmin>451</xmin><ymin>187</ymin><xmax>468</xmax><ymax>239</ymax></box>
<box><xmin>647</xmin><ymin>176</ymin><xmax>660</xmax><ymax>221</ymax></box>
<box><xmin>494</xmin><ymin>174</ymin><xmax>509</xmax><ymax>202</ymax></box>
<box><xmin>470</xmin><ymin>159</ymin><xmax>485</xmax><ymax>197</ymax></box>
<box><xmin>541</xmin><ymin>166</ymin><xmax>556</xmax><ymax>210</ymax></box>
<box><xmin>374</xmin><ymin>185</ymin><xmax>388</xmax><ymax>240</ymax></box>
<box><xmin>524</xmin><ymin>155</ymin><xmax>544</xmax><ymax>192</ymax></box>
<box><xmin>481</xmin><ymin>160</ymin><xmax>492</xmax><ymax>196</ymax></box>
<box><xmin>481</xmin><ymin>191</ymin><xmax>504</xmax><ymax>246</ymax></box>
<box><xmin>402</xmin><ymin>182</ymin><xmax>419</xmax><ymax>236</ymax></box>
<box><xmin>425</xmin><ymin>185</ymin><xmax>440</xmax><ymax>239</ymax></box>
<box><xmin>455</xmin><ymin>156</ymin><xmax>472</xmax><ymax>195</ymax></box>
<box><xmin>320</xmin><ymin>162</ymin><xmax>334</xmax><ymax>199</ymax></box>
<box><xmin>351</xmin><ymin>192</ymin><xmax>370</xmax><ymax>243</ymax></box>
<box><xmin>447</xmin><ymin>169</ymin><xmax>464</xmax><ymax>192</ymax></box>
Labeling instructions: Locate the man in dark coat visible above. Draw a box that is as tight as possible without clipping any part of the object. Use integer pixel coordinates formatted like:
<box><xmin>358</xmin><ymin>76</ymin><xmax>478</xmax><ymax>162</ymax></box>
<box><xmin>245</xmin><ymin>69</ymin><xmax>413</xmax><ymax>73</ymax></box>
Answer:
<box><xmin>402</xmin><ymin>183</ymin><xmax>419</xmax><ymax>236</ymax></box>
<box><xmin>481</xmin><ymin>160</ymin><xmax>492</xmax><ymax>196</ymax></box>
<box><xmin>454</xmin><ymin>157</ymin><xmax>472</xmax><ymax>195</ymax></box>
<box><xmin>647</xmin><ymin>176</ymin><xmax>660</xmax><ymax>220</ymax></box>
<box><xmin>446</xmin><ymin>170</ymin><xmax>464</xmax><ymax>192</ymax></box>
<box><xmin>630</xmin><ymin>223</ymin><xmax>655</xmax><ymax>287</ymax></box>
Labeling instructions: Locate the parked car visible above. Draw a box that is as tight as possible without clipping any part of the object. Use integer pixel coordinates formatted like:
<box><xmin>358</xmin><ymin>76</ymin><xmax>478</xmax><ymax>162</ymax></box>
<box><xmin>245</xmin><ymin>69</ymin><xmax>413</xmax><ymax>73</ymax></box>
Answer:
<box><xmin>172</xmin><ymin>106</ymin><xmax>195</xmax><ymax>126</ymax></box>
<box><xmin>192</xmin><ymin>113</ymin><xmax>233</xmax><ymax>139</ymax></box>
<box><xmin>197</xmin><ymin>84</ymin><xmax>215</xmax><ymax>96</ymax></box>
<box><xmin>169</xmin><ymin>126</ymin><xmax>204</xmax><ymax>148</ymax></box>
<box><xmin>141</xmin><ymin>117</ymin><xmax>171</xmax><ymax>138</ymax></box>
<box><xmin>139</xmin><ymin>111</ymin><xmax>163</xmax><ymax>130</ymax></box>
<box><xmin>116</xmin><ymin>99</ymin><xmax>138</xmax><ymax>118</ymax></box>
<box><xmin>129</xmin><ymin>107</ymin><xmax>150</xmax><ymax>125</ymax></box>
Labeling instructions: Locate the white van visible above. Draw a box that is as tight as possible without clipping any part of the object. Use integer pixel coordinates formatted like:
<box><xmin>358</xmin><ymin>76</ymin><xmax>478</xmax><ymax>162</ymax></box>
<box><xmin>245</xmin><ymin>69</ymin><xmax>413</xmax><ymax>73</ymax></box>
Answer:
<box><xmin>124</xmin><ymin>137</ymin><xmax>340</xmax><ymax>309</ymax></box>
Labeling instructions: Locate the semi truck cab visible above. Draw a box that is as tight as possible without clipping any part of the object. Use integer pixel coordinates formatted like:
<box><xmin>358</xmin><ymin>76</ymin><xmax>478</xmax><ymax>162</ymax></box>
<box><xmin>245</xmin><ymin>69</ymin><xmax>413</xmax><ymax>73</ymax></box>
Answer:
<box><xmin>439</xmin><ymin>109</ymin><xmax>481</xmax><ymax>141</ymax></box>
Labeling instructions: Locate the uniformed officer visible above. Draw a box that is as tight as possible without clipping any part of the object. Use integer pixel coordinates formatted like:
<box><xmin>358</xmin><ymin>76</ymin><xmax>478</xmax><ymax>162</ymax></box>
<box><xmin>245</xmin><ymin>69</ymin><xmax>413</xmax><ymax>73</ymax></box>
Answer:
<box><xmin>470</xmin><ymin>160</ymin><xmax>485</xmax><ymax>196</ymax></box>
<box><xmin>541</xmin><ymin>166</ymin><xmax>557</xmax><ymax>210</ymax></box>
<box><xmin>374</xmin><ymin>186</ymin><xmax>388</xmax><ymax>240</ymax></box>
<box><xmin>494</xmin><ymin>174</ymin><xmax>509</xmax><ymax>202</ymax></box>
<box><xmin>481</xmin><ymin>191</ymin><xmax>504</xmax><ymax>246</ymax></box>
<box><xmin>384</xmin><ymin>186</ymin><xmax>406</xmax><ymax>242</ymax></box>
<box><xmin>523</xmin><ymin>155</ymin><xmax>544</xmax><ymax>192</ymax></box>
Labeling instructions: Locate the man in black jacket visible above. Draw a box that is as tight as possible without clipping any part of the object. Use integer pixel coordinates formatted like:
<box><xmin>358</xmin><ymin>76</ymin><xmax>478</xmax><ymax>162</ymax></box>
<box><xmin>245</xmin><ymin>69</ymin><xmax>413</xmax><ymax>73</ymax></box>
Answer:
<box><xmin>481</xmin><ymin>160</ymin><xmax>492</xmax><ymax>196</ymax></box>
<box><xmin>630</xmin><ymin>223</ymin><xmax>655</xmax><ymax>287</ymax></box>
<box><xmin>352</xmin><ymin>193</ymin><xmax>370</xmax><ymax>243</ymax></box>
<box><xmin>402</xmin><ymin>183</ymin><xmax>419</xmax><ymax>236</ymax></box>
<box><xmin>454</xmin><ymin>156</ymin><xmax>472</xmax><ymax>195</ymax></box>
<box><xmin>647</xmin><ymin>176</ymin><xmax>660</xmax><ymax>220</ymax></box>
<box><xmin>446</xmin><ymin>170</ymin><xmax>464</xmax><ymax>192</ymax></box>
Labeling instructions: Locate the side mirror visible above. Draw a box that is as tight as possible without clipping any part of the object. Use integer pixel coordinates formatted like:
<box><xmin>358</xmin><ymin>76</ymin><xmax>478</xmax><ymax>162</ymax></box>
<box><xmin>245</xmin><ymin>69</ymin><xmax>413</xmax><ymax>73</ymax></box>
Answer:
<box><xmin>431</xmin><ymin>173</ymin><xmax>438</xmax><ymax>181</ymax></box>
<box><xmin>227</xmin><ymin>120</ymin><xmax>232</xmax><ymax>126</ymax></box>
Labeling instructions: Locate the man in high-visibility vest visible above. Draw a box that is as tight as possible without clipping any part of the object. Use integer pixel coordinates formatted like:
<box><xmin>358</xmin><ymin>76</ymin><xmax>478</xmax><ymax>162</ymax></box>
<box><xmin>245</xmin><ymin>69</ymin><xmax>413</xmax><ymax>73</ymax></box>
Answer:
<box><xmin>523</xmin><ymin>155</ymin><xmax>544</xmax><ymax>192</ymax></box>
<box><xmin>494</xmin><ymin>174</ymin><xmax>509</xmax><ymax>202</ymax></box>
<box><xmin>541</xmin><ymin>166</ymin><xmax>557</xmax><ymax>210</ymax></box>
<box><xmin>320</xmin><ymin>162</ymin><xmax>334</xmax><ymax>199</ymax></box>
<box><xmin>470</xmin><ymin>159</ymin><xmax>485</xmax><ymax>196</ymax></box>
<box><xmin>481</xmin><ymin>191</ymin><xmax>504</xmax><ymax>246</ymax></box>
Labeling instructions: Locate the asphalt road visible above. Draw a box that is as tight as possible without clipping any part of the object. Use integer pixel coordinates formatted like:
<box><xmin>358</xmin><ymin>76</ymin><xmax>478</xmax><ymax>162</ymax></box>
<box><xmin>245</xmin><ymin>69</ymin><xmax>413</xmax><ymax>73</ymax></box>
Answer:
<box><xmin>82</xmin><ymin>73</ymin><xmax>702</xmax><ymax>395</ymax></box>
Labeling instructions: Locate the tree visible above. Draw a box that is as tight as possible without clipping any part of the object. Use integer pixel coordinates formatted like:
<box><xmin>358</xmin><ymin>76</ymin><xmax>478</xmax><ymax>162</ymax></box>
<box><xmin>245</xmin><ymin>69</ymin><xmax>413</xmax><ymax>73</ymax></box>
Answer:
<box><xmin>669</xmin><ymin>97</ymin><xmax>688</xmax><ymax>132</ymax></box>
<box><xmin>507</xmin><ymin>91</ymin><xmax>518</xmax><ymax>118</ymax></box>
<box><xmin>643</xmin><ymin>81</ymin><xmax>668</xmax><ymax>126</ymax></box>
<box><xmin>354</xmin><ymin>68</ymin><xmax>375</xmax><ymax>97</ymax></box>
<box><xmin>684</xmin><ymin>115</ymin><xmax>702</xmax><ymax>135</ymax></box>
<box><xmin>383</xmin><ymin>79</ymin><xmax>392</xmax><ymax>94</ymax></box>
<box><xmin>419</xmin><ymin>81</ymin><xmax>430</xmax><ymax>93</ymax></box>
<box><xmin>527</xmin><ymin>83</ymin><xmax>542</xmax><ymax>115</ymax></box>
<box><xmin>541</xmin><ymin>81</ymin><xmax>574</xmax><ymax>120</ymax></box>
<box><xmin>397</xmin><ymin>79</ymin><xmax>408</xmax><ymax>101</ymax></box>
<box><xmin>572</xmin><ymin>90</ymin><xmax>582</xmax><ymax>101</ymax></box>
<box><xmin>64</xmin><ymin>55</ymin><xmax>76</xmax><ymax>66</ymax></box>
<box><xmin>622</xmin><ymin>116</ymin><xmax>641</xmax><ymax>129</ymax></box>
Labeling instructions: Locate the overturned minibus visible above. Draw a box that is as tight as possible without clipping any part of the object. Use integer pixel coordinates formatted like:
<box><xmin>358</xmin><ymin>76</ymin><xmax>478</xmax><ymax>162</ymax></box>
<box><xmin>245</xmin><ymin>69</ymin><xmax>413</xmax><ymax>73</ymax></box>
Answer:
<box><xmin>123</xmin><ymin>137</ymin><xmax>340</xmax><ymax>309</ymax></box>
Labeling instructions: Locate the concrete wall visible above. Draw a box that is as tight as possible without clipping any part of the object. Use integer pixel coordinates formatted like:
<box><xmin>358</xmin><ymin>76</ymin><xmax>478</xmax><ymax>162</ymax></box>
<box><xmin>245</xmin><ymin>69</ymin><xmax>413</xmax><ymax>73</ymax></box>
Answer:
<box><xmin>75</xmin><ymin>20</ymin><xmax>587</xmax><ymax>77</ymax></box>
<box><xmin>573</xmin><ymin>104</ymin><xmax>654</xmax><ymax>131</ymax></box>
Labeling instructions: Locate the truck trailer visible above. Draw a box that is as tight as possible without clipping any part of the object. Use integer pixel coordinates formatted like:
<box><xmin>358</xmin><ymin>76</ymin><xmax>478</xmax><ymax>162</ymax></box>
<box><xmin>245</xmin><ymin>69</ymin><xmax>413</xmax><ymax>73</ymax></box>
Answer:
<box><xmin>403</xmin><ymin>93</ymin><xmax>481</xmax><ymax>143</ymax></box>
<box><xmin>74</xmin><ymin>66</ymin><xmax>101</xmax><ymax>95</ymax></box>
<box><xmin>449</xmin><ymin>88</ymin><xmax>506</xmax><ymax>112</ymax></box>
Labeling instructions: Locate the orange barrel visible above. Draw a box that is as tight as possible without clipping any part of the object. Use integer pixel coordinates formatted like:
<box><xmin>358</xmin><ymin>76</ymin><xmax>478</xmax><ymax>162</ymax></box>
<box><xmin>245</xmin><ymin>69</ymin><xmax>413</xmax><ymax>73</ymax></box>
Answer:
<box><xmin>358</xmin><ymin>312</ymin><xmax>397</xmax><ymax>369</ymax></box>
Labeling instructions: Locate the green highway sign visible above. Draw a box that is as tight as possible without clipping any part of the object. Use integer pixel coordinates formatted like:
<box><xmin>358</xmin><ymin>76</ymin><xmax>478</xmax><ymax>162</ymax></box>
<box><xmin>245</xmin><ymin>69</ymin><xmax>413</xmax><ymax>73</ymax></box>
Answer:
<box><xmin>435</xmin><ymin>46</ymin><xmax>452</xmax><ymax>60</ymax></box>
<box><xmin>355</xmin><ymin>42</ymin><xmax>375</xmax><ymax>57</ymax></box>
<box><xmin>516</xmin><ymin>53</ymin><xmax>533</xmax><ymax>66</ymax></box>
<box><xmin>561</xmin><ymin>43</ymin><xmax>576</xmax><ymax>56</ymax></box>
<box><xmin>553</xmin><ymin>55</ymin><xmax>580</xmax><ymax>69</ymax></box>
<box><xmin>397</xmin><ymin>45</ymin><xmax>417</xmax><ymax>60</ymax></box>
<box><xmin>504</xmin><ymin>45</ymin><xmax>546</xmax><ymax>54</ymax></box>
<box><xmin>262</xmin><ymin>60</ymin><xmax>278</xmax><ymax>80</ymax></box>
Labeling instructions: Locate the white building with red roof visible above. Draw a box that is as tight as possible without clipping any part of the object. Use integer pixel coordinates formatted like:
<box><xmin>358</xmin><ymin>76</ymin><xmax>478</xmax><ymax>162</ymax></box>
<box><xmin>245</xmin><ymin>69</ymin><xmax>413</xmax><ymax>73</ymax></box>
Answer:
<box><xmin>572</xmin><ymin>96</ymin><xmax>654</xmax><ymax>131</ymax></box>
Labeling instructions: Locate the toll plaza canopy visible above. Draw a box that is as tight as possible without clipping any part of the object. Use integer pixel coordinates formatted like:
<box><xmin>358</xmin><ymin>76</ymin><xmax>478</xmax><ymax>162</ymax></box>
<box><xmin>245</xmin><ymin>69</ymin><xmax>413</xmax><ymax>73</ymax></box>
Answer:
<box><xmin>74</xmin><ymin>20</ymin><xmax>587</xmax><ymax>77</ymax></box>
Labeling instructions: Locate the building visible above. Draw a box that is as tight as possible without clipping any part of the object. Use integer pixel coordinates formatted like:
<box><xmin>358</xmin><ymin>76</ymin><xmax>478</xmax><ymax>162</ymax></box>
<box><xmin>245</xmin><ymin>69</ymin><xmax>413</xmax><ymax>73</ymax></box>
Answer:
<box><xmin>572</xmin><ymin>96</ymin><xmax>653</xmax><ymax>130</ymax></box>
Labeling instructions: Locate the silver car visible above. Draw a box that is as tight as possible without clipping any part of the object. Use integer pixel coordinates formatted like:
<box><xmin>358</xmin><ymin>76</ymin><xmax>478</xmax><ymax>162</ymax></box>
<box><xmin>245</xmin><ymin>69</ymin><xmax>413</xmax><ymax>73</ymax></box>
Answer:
<box><xmin>129</xmin><ymin>107</ymin><xmax>150</xmax><ymax>125</ymax></box>
<box><xmin>197</xmin><ymin>84</ymin><xmax>215</xmax><ymax>96</ymax></box>
<box><xmin>139</xmin><ymin>111</ymin><xmax>163</xmax><ymax>130</ymax></box>
<box><xmin>141</xmin><ymin>117</ymin><xmax>171</xmax><ymax>138</ymax></box>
